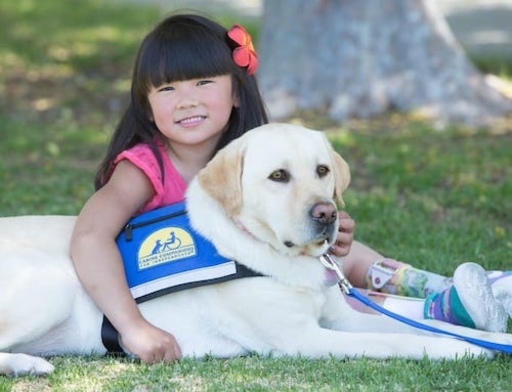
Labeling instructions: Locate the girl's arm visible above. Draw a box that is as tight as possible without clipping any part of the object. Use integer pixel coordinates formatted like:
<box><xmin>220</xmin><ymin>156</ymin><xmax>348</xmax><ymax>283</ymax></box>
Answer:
<box><xmin>70</xmin><ymin>161</ymin><xmax>182</xmax><ymax>363</ymax></box>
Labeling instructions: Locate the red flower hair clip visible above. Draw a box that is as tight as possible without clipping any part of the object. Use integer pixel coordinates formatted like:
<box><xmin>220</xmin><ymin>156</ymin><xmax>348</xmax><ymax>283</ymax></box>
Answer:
<box><xmin>227</xmin><ymin>24</ymin><xmax>258</xmax><ymax>75</ymax></box>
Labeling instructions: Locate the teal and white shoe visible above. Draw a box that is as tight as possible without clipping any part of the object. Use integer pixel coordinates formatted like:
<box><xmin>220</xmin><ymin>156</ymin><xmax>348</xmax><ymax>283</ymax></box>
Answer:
<box><xmin>425</xmin><ymin>262</ymin><xmax>508</xmax><ymax>333</ymax></box>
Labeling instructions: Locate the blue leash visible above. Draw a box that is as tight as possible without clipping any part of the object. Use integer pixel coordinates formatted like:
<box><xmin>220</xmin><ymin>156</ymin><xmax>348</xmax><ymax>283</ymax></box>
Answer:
<box><xmin>319</xmin><ymin>255</ymin><xmax>512</xmax><ymax>355</ymax></box>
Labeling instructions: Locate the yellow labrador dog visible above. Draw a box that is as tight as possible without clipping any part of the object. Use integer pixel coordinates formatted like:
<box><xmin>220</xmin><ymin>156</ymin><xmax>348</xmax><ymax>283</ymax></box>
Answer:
<box><xmin>1</xmin><ymin>123</ymin><xmax>511</xmax><ymax>376</ymax></box>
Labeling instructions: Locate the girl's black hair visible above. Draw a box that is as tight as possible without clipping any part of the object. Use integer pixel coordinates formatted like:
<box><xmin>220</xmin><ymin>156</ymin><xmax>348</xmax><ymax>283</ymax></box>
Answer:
<box><xmin>94</xmin><ymin>13</ymin><xmax>268</xmax><ymax>189</ymax></box>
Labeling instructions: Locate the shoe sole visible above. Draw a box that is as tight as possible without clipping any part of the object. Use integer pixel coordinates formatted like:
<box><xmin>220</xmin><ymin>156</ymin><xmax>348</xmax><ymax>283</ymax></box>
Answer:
<box><xmin>453</xmin><ymin>262</ymin><xmax>507</xmax><ymax>332</ymax></box>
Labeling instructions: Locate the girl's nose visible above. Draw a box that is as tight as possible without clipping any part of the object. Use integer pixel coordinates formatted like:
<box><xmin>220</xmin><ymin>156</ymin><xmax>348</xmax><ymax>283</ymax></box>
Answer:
<box><xmin>176</xmin><ymin>97</ymin><xmax>199</xmax><ymax>109</ymax></box>
<box><xmin>176</xmin><ymin>88</ymin><xmax>199</xmax><ymax>109</ymax></box>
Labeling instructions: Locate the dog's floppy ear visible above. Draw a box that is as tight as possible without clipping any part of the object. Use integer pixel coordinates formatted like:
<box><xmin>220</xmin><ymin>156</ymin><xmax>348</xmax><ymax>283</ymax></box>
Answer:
<box><xmin>331</xmin><ymin>148</ymin><xmax>351</xmax><ymax>208</ymax></box>
<box><xmin>197</xmin><ymin>138</ymin><xmax>246</xmax><ymax>217</ymax></box>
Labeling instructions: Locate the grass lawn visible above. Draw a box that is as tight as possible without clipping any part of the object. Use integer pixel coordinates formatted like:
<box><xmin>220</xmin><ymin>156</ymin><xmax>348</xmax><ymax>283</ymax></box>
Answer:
<box><xmin>1</xmin><ymin>1</ymin><xmax>511</xmax><ymax>391</ymax></box>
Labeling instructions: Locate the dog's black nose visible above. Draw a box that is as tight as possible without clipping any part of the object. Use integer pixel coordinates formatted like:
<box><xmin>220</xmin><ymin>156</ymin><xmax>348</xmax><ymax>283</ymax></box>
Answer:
<box><xmin>310</xmin><ymin>202</ymin><xmax>337</xmax><ymax>226</ymax></box>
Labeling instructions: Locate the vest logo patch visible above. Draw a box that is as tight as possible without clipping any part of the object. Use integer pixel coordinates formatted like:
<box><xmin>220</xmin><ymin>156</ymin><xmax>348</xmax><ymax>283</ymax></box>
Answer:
<box><xmin>137</xmin><ymin>227</ymin><xmax>197</xmax><ymax>270</ymax></box>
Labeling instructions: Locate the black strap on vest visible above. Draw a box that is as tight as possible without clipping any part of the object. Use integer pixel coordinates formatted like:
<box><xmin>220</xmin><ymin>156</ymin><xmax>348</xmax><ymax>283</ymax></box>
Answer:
<box><xmin>101</xmin><ymin>262</ymin><xmax>263</xmax><ymax>354</ymax></box>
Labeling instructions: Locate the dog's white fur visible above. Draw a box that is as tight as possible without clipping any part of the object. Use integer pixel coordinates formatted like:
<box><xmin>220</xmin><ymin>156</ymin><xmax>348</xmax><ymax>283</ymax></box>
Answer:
<box><xmin>1</xmin><ymin>123</ymin><xmax>511</xmax><ymax>376</ymax></box>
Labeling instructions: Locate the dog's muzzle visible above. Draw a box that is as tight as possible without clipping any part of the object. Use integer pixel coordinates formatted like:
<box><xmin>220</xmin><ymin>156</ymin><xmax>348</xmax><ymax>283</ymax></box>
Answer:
<box><xmin>283</xmin><ymin>202</ymin><xmax>337</xmax><ymax>250</ymax></box>
<box><xmin>310</xmin><ymin>201</ymin><xmax>337</xmax><ymax>241</ymax></box>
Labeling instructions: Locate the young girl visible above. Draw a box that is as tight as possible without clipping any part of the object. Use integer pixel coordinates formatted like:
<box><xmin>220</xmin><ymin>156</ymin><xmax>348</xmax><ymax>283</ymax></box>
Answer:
<box><xmin>71</xmin><ymin>13</ymin><xmax>510</xmax><ymax>365</ymax></box>
<box><xmin>71</xmin><ymin>14</ymin><xmax>268</xmax><ymax>364</ymax></box>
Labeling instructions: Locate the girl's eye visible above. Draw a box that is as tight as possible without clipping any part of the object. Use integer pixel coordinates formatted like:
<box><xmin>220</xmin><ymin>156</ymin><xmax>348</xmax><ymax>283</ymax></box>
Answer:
<box><xmin>157</xmin><ymin>85</ymin><xmax>174</xmax><ymax>92</ymax></box>
<box><xmin>269</xmin><ymin>169</ymin><xmax>290</xmax><ymax>183</ymax></box>
<box><xmin>317</xmin><ymin>165</ymin><xmax>330</xmax><ymax>178</ymax></box>
<box><xmin>197</xmin><ymin>80</ymin><xmax>213</xmax><ymax>86</ymax></box>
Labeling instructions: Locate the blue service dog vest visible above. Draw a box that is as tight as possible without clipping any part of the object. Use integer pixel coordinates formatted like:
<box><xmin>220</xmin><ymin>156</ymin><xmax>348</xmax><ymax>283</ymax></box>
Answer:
<box><xmin>101</xmin><ymin>202</ymin><xmax>261</xmax><ymax>353</ymax></box>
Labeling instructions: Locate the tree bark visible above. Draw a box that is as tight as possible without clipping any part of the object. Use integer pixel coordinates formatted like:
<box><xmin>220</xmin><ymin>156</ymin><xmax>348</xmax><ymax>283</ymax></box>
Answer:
<box><xmin>258</xmin><ymin>0</ymin><xmax>512</xmax><ymax>127</ymax></box>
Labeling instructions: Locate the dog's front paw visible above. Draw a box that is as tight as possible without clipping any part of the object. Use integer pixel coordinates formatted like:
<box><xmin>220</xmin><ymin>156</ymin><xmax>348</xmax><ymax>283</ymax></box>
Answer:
<box><xmin>0</xmin><ymin>353</ymin><xmax>55</xmax><ymax>377</ymax></box>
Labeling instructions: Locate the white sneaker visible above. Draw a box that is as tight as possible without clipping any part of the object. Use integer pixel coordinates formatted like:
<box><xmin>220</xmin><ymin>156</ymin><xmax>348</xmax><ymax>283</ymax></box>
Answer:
<box><xmin>489</xmin><ymin>270</ymin><xmax>512</xmax><ymax>320</ymax></box>
<box><xmin>453</xmin><ymin>262</ymin><xmax>508</xmax><ymax>333</ymax></box>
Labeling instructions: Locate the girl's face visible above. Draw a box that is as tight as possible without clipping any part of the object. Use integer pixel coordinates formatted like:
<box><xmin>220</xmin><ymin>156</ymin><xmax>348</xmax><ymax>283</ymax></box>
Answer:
<box><xmin>147</xmin><ymin>74</ymin><xmax>238</xmax><ymax>150</ymax></box>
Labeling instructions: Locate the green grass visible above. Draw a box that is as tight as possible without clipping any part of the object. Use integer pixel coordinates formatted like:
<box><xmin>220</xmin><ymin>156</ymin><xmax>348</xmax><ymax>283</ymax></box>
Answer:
<box><xmin>1</xmin><ymin>1</ymin><xmax>512</xmax><ymax>391</ymax></box>
<box><xmin>2</xmin><ymin>355</ymin><xmax>512</xmax><ymax>391</ymax></box>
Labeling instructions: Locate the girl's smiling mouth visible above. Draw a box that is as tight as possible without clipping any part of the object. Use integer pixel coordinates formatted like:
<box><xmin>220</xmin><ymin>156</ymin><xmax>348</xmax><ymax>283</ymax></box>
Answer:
<box><xmin>177</xmin><ymin>116</ymin><xmax>206</xmax><ymax>126</ymax></box>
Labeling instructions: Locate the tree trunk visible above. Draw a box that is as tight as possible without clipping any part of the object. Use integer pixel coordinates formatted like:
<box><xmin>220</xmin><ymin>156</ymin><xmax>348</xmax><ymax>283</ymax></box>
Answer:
<box><xmin>258</xmin><ymin>0</ymin><xmax>512</xmax><ymax>127</ymax></box>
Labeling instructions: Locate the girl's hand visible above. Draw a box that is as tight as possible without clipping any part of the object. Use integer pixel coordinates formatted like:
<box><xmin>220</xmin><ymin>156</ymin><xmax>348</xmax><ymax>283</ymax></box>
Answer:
<box><xmin>329</xmin><ymin>210</ymin><xmax>355</xmax><ymax>257</ymax></box>
<box><xmin>120</xmin><ymin>319</ymin><xmax>182</xmax><ymax>364</ymax></box>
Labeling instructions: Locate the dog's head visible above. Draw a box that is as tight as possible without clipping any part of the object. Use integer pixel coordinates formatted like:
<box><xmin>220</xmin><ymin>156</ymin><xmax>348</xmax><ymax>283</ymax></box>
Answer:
<box><xmin>196</xmin><ymin>123</ymin><xmax>350</xmax><ymax>257</ymax></box>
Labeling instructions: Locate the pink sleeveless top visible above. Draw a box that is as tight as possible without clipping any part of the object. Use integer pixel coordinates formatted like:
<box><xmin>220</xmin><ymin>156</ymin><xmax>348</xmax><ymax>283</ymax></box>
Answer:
<box><xmin>114</xmin><ymin>142</ymin><xmax>188</xmax><ymax>213</ymax></box>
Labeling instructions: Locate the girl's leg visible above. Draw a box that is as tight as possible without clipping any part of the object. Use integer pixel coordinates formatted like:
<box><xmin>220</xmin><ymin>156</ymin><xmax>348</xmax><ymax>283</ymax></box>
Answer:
<box><xmin>344</xmin><ymin>262</ymin><xmax>509</xmax><ymax>333</ymax></box>
<box><xmin>363</xmin><ymin>259</ymin><xmax>512</xmax><ymax>319</ymax></box>
<box><xmin>364</xmin><ymin>258</ymin><xmax>450</xmax><ymax>297</ymax></box>
<box><xmin>341</xmin><ymin>241</ymin><xmax>451</xmax><ymax>296</ymax></box>
<box><xmin>342</xmin><ymin>241</ymin><xmax>512</xmax><ymax>316</ymax></box>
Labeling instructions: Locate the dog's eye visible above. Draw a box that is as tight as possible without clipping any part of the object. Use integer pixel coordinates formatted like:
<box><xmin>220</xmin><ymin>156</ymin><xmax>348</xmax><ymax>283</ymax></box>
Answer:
<box><xmin>317</xmin><ymin>165</ymin><xmax>330</xmax><ymax>178</ymax></box>
<box><xmin>269</xmin><ymin>169</ymin><xmax>290</xmax><ymax>182</ymax></box>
